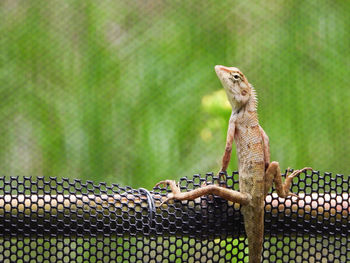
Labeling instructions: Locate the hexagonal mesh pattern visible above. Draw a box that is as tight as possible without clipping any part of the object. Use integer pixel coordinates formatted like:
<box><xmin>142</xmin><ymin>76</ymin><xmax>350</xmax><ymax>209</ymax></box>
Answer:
<box><xmin>0</xmin><ymin>170</ymin><xmax>349</xmax><ymax>262</ymax></box>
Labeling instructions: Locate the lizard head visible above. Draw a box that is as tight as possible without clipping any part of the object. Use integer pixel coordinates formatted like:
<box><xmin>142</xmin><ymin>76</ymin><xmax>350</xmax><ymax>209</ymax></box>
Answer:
<box><xmin>214</xmin><ymin>65</ymin><xmax>253</xmax><ymax>111</ymax></box>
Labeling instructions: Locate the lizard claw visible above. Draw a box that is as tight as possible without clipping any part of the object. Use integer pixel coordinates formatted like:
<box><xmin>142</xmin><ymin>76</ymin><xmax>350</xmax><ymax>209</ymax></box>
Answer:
<box><xmin>155</xmin><ymin>180</ymin><xmax>176</xmax><ymax>188</ymax></box>
<box><xmin>154</xmin><ymin>180</ymin><xmax>179</xmax><ymax>206</ymax></box>
<box><xmin>287</xmin><ymin>167</ymin><xmax>312</xmax><ymax>179</ymax></box>
<box><xmin>285</xmin><ymin>167</ymin><xmax>291</xmax><ymax>177</ymax></box>
<box><xmin>154</xmin><ymin>180</ymin><xmax>166</xmax><ymax>188</ymax></box>
<box><xmin>288</xmin><ymin>192</ymin><xmax>299</xmax><ymax>200</ymax></box>
<box><xmin>159</xmin><ymin>193</ymin><xmax>175</xmax><ymax>206</ymax></box>
<box><xmin>281</xmin><ymin>167</ymin><xmax>312</xmax><ymax>199</ymax></box>
<box><xmin>217</xmin><ymin>170</ymin><xmax>227</xmax><ymax>181</ymax></box>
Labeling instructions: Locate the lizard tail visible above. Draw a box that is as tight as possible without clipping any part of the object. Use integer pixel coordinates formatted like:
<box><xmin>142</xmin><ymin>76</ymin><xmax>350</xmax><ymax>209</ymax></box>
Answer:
<box><xmin>242</xmin><ymin>206</ymin><xmax>264</xmax><ymax>263</ymax></box>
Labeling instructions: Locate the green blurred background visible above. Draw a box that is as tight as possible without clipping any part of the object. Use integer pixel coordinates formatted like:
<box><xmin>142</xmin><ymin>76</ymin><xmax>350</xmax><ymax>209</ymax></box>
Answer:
<box><xmin>0</xmin><ymin>1</ymin><xmax>349</xmax><ymax>188</ymax></box>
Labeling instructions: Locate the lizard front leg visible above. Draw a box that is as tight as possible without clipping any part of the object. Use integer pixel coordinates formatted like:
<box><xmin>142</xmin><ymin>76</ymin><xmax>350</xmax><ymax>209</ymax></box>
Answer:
<box><xmin>264</xmin><ymin>161</ymin><xmax>312</xmax><ymax>197</ymax></box>
<box><xmin>218</xmin><ymin>113</ymin><xmax>236</xmax><ymax>180</ymax></box>
<box><xmin>155</xmin><ymin>180</ymin><xmax>251</xmax><ymax>206</ymax></box>
<box><xmin>259</xmin><ymin>126</ymin><xmax>270</xmax><ymax>170</ymax></box>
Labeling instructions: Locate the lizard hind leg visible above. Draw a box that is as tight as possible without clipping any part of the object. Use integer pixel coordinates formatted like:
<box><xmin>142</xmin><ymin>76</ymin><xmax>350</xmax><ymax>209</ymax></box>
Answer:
<box><xmin>265</xmin><ymin>161</ymin><xmax>312</xmax><ymax>198</ymax></box>
<box><xmin>154</xmin><ymin>180</ymin><xmax>251</xmax><ymax>206</ymax></box>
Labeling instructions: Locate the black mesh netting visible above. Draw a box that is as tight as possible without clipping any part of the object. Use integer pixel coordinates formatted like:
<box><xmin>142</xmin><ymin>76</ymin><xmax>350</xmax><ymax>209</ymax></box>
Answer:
<box><xmin>0</xmin><ymin>169</ymin><xmax>349</xmax><ymax>263</ymax></box>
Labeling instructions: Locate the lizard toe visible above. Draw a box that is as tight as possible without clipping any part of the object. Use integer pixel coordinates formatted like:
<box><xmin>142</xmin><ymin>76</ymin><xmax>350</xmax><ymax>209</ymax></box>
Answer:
<box><xmin>289</xmin><ymin>167</ymin><xmax>312</xmax><ymax>178</ymax></box>
<box><xmin>288</xmin><ymin>192</ymin><xmax>299</xmax><ymax>200</ymax></box>
<box><xmin>155</xmin><ymin>180</ymin><xmax>174</xmax><ymax>188</ymax></box>
<box><xmin>159</xmin><ymin>193</ymin><xmax>175</xmax><ymax>206</ymax></box>
<box><xmin>217</xmin><ymin>171</ymin><xmax>227</xmax><ymax>182</ymax></box>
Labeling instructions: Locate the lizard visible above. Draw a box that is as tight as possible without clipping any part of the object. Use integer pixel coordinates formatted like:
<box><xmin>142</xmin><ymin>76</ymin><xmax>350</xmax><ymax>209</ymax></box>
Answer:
<box><xmin>155</xmin><ymin>65</ymin><xmax>312</xmax><ymax>263</ymax></box>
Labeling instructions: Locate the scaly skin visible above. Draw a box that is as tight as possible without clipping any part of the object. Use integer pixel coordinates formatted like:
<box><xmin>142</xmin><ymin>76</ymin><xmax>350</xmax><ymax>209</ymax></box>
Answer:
<box><xmin>156</xmin><ymin>65</ymin><xmax>312</xmax><ymax>263</ymax></box>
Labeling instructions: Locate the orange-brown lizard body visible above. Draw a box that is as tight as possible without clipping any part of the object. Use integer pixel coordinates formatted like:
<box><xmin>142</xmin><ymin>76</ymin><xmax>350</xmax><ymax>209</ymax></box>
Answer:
<box><xmin>156</xmin><ymin>65</ymin><xmax>311</xmax><ymax>263</ymax></box>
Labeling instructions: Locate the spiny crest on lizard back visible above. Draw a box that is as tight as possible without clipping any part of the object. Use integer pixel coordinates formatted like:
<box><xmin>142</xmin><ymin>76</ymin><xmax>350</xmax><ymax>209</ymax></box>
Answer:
<box><xmin>250</xmin><ymin>85</ymin><xmax>258</xmax><ymax>110</ymax></box>
<box><xmin>214</xmin><ymin>65</ymin><xmax>257</xmax><ymax>113</ymax></box>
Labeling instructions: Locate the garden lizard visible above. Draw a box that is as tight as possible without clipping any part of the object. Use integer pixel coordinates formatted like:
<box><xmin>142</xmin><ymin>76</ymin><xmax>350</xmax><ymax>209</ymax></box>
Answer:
<box><xmin>155</xmin><ymin>65</ymin><xmax>311</xmax><ymax>263</ymax></box>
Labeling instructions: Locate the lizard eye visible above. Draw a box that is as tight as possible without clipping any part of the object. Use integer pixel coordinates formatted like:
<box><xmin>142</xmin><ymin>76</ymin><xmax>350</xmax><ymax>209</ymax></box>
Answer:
<box><xmin>231</xmin><ymin>73</ymin><xmax>240</xmax><ymax>80</ymax></box>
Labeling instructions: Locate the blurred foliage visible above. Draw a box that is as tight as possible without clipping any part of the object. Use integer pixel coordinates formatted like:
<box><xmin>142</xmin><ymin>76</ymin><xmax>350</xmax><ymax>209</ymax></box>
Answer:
<box><xmin>0</xmin><ymin>1</ymin><xmax>349</xmax><ymax>188</ymax></box>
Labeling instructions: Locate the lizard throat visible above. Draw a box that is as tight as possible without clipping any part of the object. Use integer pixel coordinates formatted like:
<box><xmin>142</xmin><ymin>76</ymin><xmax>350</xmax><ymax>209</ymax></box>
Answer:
<box><xmin>232</xmin><ymin>94</ymin><xmax>258</xmax><ymax>114</ymax></box>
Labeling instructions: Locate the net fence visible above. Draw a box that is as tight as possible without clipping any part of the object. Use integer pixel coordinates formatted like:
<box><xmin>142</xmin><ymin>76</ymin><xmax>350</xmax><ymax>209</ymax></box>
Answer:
<box><xmin>0</xmin><ymin>169</ymin><xmax>349</xmax><ymax>262</ymax></box>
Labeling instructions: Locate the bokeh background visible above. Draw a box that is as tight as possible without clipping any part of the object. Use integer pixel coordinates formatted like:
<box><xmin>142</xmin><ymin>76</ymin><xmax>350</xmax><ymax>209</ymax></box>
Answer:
<box><xmin>1</xmin><ymin>1</ymin><xmax>349</xmax><ymax>188</ymax></box>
